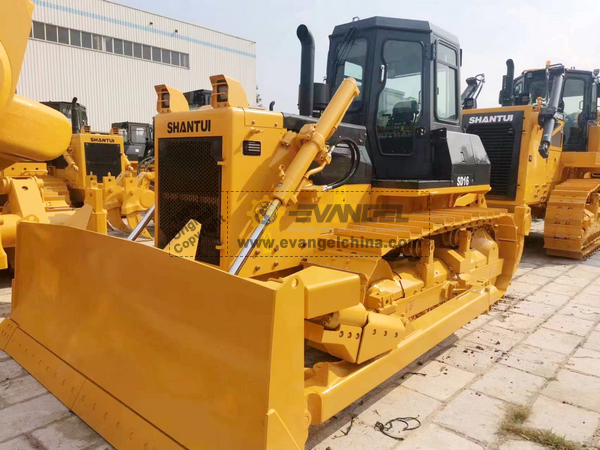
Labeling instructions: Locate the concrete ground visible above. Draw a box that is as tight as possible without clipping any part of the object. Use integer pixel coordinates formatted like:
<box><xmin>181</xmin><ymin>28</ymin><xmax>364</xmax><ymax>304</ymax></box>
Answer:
<box><xmin>1</xmin><ymin>220</ymin><xmax>600</xmax><ymax>449</ymax></box>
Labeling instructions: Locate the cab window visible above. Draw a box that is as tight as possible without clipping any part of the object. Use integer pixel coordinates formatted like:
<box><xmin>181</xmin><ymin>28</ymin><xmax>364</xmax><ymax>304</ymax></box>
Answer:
<box><xmin>132</xmin><ymin>126</ymin><xmax>147</xmax><ymax>144</ymax></box>
<box><xmin>333</xmin><ymin>38</ymin><xmax>367</xmax><ymax>107</ymax></box>
<box><xmin>376</xmin><ymin>40</ymin><xmax>423</xmax><ymax>155</ymax></box>
<box><xmin>513</xmin><ymin>80</ymin><xmax>523</xmax><ymax>96</ymax></box>
<box><xmin>436</xmin><ymin>43</ymin><xmax>458</xmax><ymax>121</ymax></box>
<box><xmin>563</xmin><ymin>77</ymin><xmax>586</xmax><ymax>151</ymax></box>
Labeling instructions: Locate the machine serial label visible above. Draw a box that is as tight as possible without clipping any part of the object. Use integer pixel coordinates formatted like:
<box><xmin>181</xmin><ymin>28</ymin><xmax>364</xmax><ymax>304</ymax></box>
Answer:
<box><xmin>90</xmin><ymin>137</ymin><xmax>116</xmax><ymax>143</ymax></box>
<box><xmin>456</xmin><ymin>175</ymin><xmax>471</xmax><ymax>186</ymax></box>
<box><xmin>468</xmin><ymin>114</ymin><xmax>514</xmax><ymax>124</ymax></box>
<box><xmin>453</xmin><ymin>174</ymin><xmax>474</xmax><ymax>187</ymax></box>
<box><xmin>167</xmin><ymin>120</ymin><xmax>211</xmax><ymax>133</ymax></box>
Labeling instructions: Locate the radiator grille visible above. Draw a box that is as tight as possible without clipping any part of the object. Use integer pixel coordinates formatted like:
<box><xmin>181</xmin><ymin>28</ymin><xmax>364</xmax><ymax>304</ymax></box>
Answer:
<box><xmin>157</xmin><ymin>137</ymin><xmax>223</xmax><ymax>265</ymax></box>
<box><xmin>466</xmin><ymin>123</ymin><xmax>519</xmax><ymax>199</ymax></box>
<box><xmin>84</xmin><ymin>143</ymin><xmax>122</xmax><ymax>179</ymax></box>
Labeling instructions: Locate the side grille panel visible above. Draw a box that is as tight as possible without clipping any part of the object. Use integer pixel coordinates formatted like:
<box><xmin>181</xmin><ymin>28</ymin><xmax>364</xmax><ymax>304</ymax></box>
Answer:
<box><xmin>466</xmin><ymin>122</ymin><xmax>522</xmax><ymax>200</ymax></box>
<box><xmin>84</xmin><ymin>143</ymin><xmax>122</xmax><ymax>179</ymax></box>
<box><xmin>157</xmin><ymin>137</ymin><xmax>223</xmax><ymax>266</ymax></box>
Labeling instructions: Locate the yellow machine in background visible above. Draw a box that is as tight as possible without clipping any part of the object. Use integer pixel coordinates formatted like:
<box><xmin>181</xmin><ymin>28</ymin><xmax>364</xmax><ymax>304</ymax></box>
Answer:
<box><xmin>464</xmin><ymin>61</ymin><xmax>600</xmax><ymax>258</ymax></box>
<box><xmin>1</xmin><ymin>17</ymin><xmax>528</xmax><ymax>449</ymax></box>
<box><xmin>41</xmin><ymin>100</ymin><xmax>155</xmax><ymax>237</ymax></box>
<box><xmin>0</xmin><ymin>0</ymin><xmax>107</xmax><ymax>268</ymax></box>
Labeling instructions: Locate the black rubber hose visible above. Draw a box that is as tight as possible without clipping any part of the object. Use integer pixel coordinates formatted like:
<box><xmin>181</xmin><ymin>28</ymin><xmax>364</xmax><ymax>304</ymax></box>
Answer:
<box><xmin>323</xmin><ymin>138</ymin><xmax>361</xmax><ymax>191</ymax></box>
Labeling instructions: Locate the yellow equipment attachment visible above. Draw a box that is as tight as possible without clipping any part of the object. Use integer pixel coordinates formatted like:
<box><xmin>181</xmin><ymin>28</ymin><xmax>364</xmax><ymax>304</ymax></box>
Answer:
<box><xmin>0</xmin><ymin>1</ymin><xmax>71</xmax><ymax>165</ymax></box>
<box><xmin>48</xmin><ymin>127</ymin><xmax>155</xmax><ymax>238</ymax></box>
<box><xmin>0</xmin><ymin>69</ymin><xmax>528</xmax><ymax>449</ymax></box>
<box><xmin>0</xmin><ymin>0</ymin><xmax>107</xmax><ymax>268</ymax></box>
<box><xmin>463</xmin><ymin>62</ymin><xmax>600</xmax><ymax>258</ymax></box>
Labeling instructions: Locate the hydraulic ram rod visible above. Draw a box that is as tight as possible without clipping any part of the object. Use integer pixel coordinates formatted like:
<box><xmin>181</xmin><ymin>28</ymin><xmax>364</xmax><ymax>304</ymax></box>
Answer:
<box><xmin>127</xmin><ymin>204</ymin><xmax>155</xmax><ymax>241</ymax></box>
<box><xmin>228</xmin><ymin>77</ymin><xmax>359</xmax><ymax>275</ymax></box>
<box><xmin>539</xmin><ymin>65</ymin><xmax>565</xmax><ymax>158</ymax></box>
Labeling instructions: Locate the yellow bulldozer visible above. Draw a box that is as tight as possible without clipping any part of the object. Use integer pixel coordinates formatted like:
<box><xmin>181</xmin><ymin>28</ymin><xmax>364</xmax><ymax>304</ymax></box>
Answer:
<box><xmin>41</xmin><ymin>99</ymin><xmax>155</xmax><ymax>238</ymax></box>
<box><xmin>1</xmin><ymin>14</ymin><xmax>529</xmax><ymax>449</ymax></box>
<box><xmin>463</xmin><ymin>60</ymin><xmax>600</xmax><ymax>258</ymax></box>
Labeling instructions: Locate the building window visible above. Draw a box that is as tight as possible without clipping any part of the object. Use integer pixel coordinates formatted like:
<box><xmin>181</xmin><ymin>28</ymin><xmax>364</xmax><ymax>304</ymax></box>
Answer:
<box><xmin>104</xmin><ymin>37</ymin><xmax>113</xmax><ymax>53</ymax></box>
<box><xmin>92</xmin><ymin>34</ymin><xmax>102</xmax><ymax>50</ymax></box>
<box><xmin>114</xmin><ymin>38</ymin><xmax>123</xmax><ymax>54</ymax></box>
<box><xmin>142</xmin><ymin>45</ymin><xmax>152</xmax><ymax>60</ymax></box>
<box><xmin>33</xmin><ymin>21</ymin><xmax>45</xmax><ymax>39</ymax></box>
<box><xmin>30</xmin><ymin>21</ymin><xmax>190</xmax><ymax>69</ymax></box>
<box><xmin>58</xmin><ymin>27</ymin><xmax>69</xmax><ymax>44</ymax></box>
<box><xmin>152</xmin><ymin>47</ymin><xmax>161</xmax><ymax>62</ymax></box>
<box><xmin>45</xmin><ymin>24</ymin><xmax>58</xmax><ymax>42</ymax></box>
<box><xmin>70</xmin><ymin>29</ymin><xmax>81</xmax><ymax>47</ymax></box>
<box><xmin>82</xmin><ymin>32</ymin><xmax>92</xmax><ymax>49</ymax></box>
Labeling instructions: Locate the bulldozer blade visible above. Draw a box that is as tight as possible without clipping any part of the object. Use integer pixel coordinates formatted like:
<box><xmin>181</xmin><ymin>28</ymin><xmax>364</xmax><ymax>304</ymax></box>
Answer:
<box><xmin>1</xmin><ymin>222</ymin><xmax>308</xmax><ymax>449</ymax></box>
<box><xmin>126</xmin><ymin>211</ymin><xmax>152</xmax><ymax>239</ymax></box>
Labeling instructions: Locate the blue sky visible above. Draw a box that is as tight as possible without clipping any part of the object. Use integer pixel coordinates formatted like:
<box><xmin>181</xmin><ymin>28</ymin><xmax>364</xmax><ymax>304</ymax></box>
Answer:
<box><xmin>117</xmin><ymin>0</ymin><xmax>600</xmax><ymax>113</ymax></box>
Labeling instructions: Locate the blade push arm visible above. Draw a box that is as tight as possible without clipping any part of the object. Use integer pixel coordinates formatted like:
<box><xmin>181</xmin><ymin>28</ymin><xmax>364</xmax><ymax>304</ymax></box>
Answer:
<box><xmin>228</xmin><ymin>77</ymin><xmax>360</xmax><ymax>275</ymax></box>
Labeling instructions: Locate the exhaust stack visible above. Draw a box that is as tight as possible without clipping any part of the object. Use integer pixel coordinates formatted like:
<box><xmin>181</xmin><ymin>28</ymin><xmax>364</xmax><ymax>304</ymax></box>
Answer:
<box><xmin>71</xmin><ymin>97</ymin><xmax>80</xmax><ymax>134</ymax></box>
<box><xmin>499</xmin><ymin>59</ymin><xmax>515</xmax><ymax>106</ymax></box>
<box><xmin>297</xmin><ymin>24</ymin><xmax>315</xmax><ymax>116</ymax></box>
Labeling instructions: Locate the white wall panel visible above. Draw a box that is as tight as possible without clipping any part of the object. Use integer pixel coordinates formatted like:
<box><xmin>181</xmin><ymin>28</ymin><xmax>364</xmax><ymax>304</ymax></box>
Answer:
<box><xmin>17</xmin><ymin>0</ymin><xmax>256</xmax><ymax>131</ymax></box>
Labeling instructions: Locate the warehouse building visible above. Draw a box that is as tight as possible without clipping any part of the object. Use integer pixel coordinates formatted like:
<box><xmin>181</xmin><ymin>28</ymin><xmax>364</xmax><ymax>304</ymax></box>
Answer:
<box><xmin>19</xmin><ymin>0</ymin><xmax>256</xmax><ymax>131</ymax></box>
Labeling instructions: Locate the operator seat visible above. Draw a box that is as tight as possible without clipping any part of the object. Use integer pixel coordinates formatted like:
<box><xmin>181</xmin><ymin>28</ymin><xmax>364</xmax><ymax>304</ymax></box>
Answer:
<box><xmin>390</xmin><ymin>100</ymin><xmax>418</xmax><ymax>125</ymax></box>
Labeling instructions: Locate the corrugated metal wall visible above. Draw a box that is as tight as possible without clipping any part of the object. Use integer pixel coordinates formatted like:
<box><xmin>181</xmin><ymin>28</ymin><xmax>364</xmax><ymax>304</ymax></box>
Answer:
<box><xmin>18</xmin><ymin>0</ymin><xmax>256</xmax><ymax>131</ymax></box>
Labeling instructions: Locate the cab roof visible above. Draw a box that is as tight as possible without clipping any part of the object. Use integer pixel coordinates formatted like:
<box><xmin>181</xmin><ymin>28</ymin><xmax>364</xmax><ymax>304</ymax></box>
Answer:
<box><xmin>331</xmin><ymin>16</ymin><xmax>459</xmax><ymax>46</ymax></box>
<box><xmin>521</xmin><ymin>67</ymin><xmax>595</xmax><ymax>77</ymax></box>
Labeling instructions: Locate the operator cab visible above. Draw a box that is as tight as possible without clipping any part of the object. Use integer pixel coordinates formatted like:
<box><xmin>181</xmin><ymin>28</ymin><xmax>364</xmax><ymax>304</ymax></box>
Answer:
<box><xmin>112</xmin><ymin>122</ymin><xmax>153</xmax><ymax>160</ymax></box>
<box><xmin>512</xmin><ymin>68</ymin><xmax>600</xmax><ymax>151</ymax></box>
<box><xmin>324</xmin><ymin>17</ymin><xmax>489</xmax><ymax>187</ymax></box>
<box><xmin>42</xmin><ymin>100</ymin><xmax>88</xmax><ymax>131</ymax></box>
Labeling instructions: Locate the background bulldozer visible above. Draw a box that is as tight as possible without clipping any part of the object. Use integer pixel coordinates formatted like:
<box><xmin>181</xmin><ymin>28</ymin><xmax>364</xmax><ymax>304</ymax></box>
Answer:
<box><xmin>463</xmin><ymin>61</ymin><xmax>600</xmax><ymax>258</ymax></box>
<box><xmin>42</xmin><ymin>99</ymin><xmax>155</xmax><ymax>237</ymax></box>
<box><xmin>2</xmin><ymin>16</ymin><xmax>529</xmax><ymax>449</ymax></box>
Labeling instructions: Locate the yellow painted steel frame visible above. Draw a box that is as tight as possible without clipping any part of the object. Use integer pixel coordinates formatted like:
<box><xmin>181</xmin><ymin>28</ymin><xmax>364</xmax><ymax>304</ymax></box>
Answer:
<box><xmin>0</xmin><ymin>0</ymin><xmax>72</xmax><ymax>167</ymax></box>
<box><xmin>0</xmin><ymin>162</ymin><xmax>108</xmax><ymax>268</ymax></box>
<box><xmin>0</xmin><ymin>213</ymin><xmax>524</xmax><ymax>448</ymax></box>
<box><xmin>462</xmin><ymin>105</ymin><xmax>565</xmax><ymax>213</ymax></box>
<box><xmin>305</xmin><ymin>286</ymin><xmax>497</xmax><ymax>423</ymax></box>
<box><xmin>54</xmin><ymin>129</ymin><xmax>154</xmax><ymax>234</ymax></box>
<box><xmin>2</xmin><ymin>76</ymin><xmax>527</xmax><ymax>449</ymax></box>
<box><xmin>56</xmin><ymin>130</ymin><xmax>128</xmax><ymax>201</ymax></box>
<box><xmin>1</xmin><ymin>223</ymin><xmax>308</xmax><ymax>449</ymax></box>
<box><xmin>463</xmin><ymin>105</ymin><xmax>600</xmax><ymax>258</ymax></box>
<box><xmin>94</xmin><ymin>171</ymin><xmax>155</xmax><ymax>237</ymax></box>
<box><xmin>154</xmin><ymin>95</ymin><xmax>373</xmax><ymax>277</ymax></box>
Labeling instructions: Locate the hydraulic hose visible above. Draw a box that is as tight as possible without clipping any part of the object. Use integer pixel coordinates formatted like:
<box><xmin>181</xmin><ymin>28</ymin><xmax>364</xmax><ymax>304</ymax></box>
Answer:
<box><xmin>323</xmin><ymin>138</ymin><xmax>361</xmax><ymax>191</ymax></box>
<box><xmin>228</xmin><ymin>77</ymin><xmax>360</xmax><ymax>275</ymax></box>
